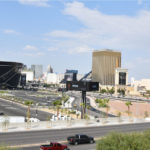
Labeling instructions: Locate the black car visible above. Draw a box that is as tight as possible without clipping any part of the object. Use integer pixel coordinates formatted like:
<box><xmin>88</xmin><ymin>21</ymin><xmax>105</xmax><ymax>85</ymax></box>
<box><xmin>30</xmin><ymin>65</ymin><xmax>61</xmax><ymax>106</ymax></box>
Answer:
<box><xmin>0</xmin><ymin>112</ymin><xmax>4</xmax><ymax>115</ymax></box>
<box><xmin>67</xmin><ymin>134</ymin><xmax>95</xmax><ymax>145</ymax></box>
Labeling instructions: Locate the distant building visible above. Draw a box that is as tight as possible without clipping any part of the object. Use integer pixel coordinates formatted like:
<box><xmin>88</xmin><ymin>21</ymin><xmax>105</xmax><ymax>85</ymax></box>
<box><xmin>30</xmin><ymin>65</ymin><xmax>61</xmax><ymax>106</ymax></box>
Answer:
<box><xmin>64</xmin><ymin>70</ymin><xmax>78</xmax><ymax>82</ymax></box>
<box><xmin>57</xmin><ymin>74</ymin><xmax>65</xmax><ymax>83</ymax></box>
<box><xmin>47</xmin><ymin>65</ymin><xmax>53</xmax><ymax>73</ymax></box>
<box><xmin>21</xmin><ymin>70</ymin><xmax>34</xmax><ymax>82</ymax></box>
<box><xmin>115</xmin><ymin>68</ymin><xmax>128</xmax><ymax>85</ymax></box>
<box><xmin>132</xmin><ymin>79</ymin><xmax>150</xmax><ymax>91</ymax></box>
<box><xmin>46</xmin><ymin>73</ymin><xmax>57</xmax><ymax>84</ymax></box>
<box><xmin>92</xmin><ymin>49</ymin><xmax>121</xmax><ymax>85</ymax></box>
<box><xmin>31</xmin><ymin>65</ymin><xmax>43</xmax><ymax>80</ymax></box>
<box><xmin>43</xmin><ymin>73</ymin><xmax>64</xmax><ymax>84</ymax></box>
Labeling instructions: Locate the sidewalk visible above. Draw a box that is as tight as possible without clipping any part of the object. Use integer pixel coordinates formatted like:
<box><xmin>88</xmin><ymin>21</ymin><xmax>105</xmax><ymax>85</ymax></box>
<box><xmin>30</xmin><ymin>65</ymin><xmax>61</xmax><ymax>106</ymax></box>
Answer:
<box><xmin>0</xmin><ymin>117</ymin><xmax>150</xmax><ymax>133</ymax></box>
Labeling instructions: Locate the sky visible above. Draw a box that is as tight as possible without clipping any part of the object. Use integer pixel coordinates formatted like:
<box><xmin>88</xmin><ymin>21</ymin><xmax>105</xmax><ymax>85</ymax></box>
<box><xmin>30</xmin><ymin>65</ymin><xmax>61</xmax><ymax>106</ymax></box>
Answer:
<box><xmin>0</xmin><ymin>0</ymin><xmax>150</xmax><ymax>80</ymax></box>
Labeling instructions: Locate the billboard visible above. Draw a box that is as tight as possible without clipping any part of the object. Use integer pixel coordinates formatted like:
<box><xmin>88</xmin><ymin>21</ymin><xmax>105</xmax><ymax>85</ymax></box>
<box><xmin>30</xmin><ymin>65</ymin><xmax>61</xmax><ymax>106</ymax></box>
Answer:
<box><xmin>66</xmin><ymin>81</ymin><xmax>99</xmax><ymax>91</ymax></box>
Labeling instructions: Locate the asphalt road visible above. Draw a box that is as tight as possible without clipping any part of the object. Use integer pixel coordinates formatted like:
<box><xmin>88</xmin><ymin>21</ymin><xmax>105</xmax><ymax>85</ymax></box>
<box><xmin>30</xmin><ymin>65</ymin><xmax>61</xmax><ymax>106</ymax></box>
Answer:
<box><xmin>20</xmin><ymin>143</ymin><xmax>96</xmax><ymax>150</ymax></box>
<box><xmin>87</xmin><ymin>92</ymin><xmax>150</xmax><ymax>103</ymax></box>
<box><xmin>1</xmin><ymin>122</ymin><xmax>150</xmax><ymax>146</ymax></box>
<box><xmin>11</xmin><ymin>90</ymin><xmax>60</xmax><ymax>106</ymax></box>
<box><xmin>0</xmin><ymin>98</ymin><xmax>52</xmax><ymax>121</ymax></box>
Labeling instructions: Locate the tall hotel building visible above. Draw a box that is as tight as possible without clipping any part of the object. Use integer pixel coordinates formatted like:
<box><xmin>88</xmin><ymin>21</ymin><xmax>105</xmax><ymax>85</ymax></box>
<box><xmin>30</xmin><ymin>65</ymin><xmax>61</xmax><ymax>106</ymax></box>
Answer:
<box><xmin>92</xmin><ymin>50</ymin><xmax>121</xmax><ymax>85</ymax></box>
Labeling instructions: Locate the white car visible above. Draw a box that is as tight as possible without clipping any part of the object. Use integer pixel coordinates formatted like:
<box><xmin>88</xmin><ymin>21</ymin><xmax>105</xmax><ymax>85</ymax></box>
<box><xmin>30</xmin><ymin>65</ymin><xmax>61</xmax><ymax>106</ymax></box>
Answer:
<box><xmin>29</xmin><ymin>118</ymin><xmax>40</xmax><ymax>122</ymax></box>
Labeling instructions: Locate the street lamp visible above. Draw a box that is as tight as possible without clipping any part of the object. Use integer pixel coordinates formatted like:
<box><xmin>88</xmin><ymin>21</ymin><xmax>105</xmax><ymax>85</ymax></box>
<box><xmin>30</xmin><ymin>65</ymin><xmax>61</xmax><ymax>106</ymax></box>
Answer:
<box><xmin>36</xmin><ymin>103</ymin><xmax>39</xmax><ymax>117</ymax></box>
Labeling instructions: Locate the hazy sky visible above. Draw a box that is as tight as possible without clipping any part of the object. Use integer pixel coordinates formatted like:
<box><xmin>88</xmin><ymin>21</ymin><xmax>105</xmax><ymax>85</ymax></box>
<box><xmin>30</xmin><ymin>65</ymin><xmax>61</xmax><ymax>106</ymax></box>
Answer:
<box><xmin>0</xmin><ymin>0</ymin><xmax>150</xmax><ymax>80</ymax></box>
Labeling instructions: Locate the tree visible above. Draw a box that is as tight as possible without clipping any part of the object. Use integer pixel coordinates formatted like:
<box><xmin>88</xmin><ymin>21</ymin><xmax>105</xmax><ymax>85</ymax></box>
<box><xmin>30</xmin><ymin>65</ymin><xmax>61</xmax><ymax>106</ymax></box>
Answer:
<box><xmin>98</xmin><ymin>99</ymin><xmax>110</xmax><ymax>118</ymax></box>
<box><xmin>52</xmin><ymin>100</ymin><xmax>62</xmax><ymax>117</ymax></box>
<box><xmin>100</xmin><ymin>89</ymin><xmax>106</xmax><ymax>94</ymax></box>
<box><xmin>24</xmin><ymin>100</ymin><xmax>33</xmax><ymax>122</ymax></box>
<box><xmin>109</xmin><ymin>87</ymin><xmax>115</xmax><ymax>95</ymax></box>
<box><xmin>87</xmin><ymin>105</ymin><xmax>91</xmax><ymax>119</ymax></box>
<box><xmin>146</xmin><ymin>90</ymin><xmax>150</xmax><ymax>97</ymax></box>
<box><xmin>80</xmin><ymin>102</ymin><xmax>86</xmax><ymax>119</ymax></box>
<box><xmin>125</xmin><ymin>101</ymin><xmax>132</xmax><ymax>117</ymax></box>
<box><xmin>117</xmin><ymin>111</ymin><xmax>122</xmax><ymax>122</ymax></box>
<box><xmin>117</xmin><ymin>88</ymin><xmax>125</xmax><ymax>96</ymax></box>
<box><xmin>2</xmin><ymin>115</ymin><xmax>9</xmax><ymax>131</ymax></box>
<box><xmin>144</xmin><ymin>111</ymin><xmax>149</xmax><ymax>118</ymax></box>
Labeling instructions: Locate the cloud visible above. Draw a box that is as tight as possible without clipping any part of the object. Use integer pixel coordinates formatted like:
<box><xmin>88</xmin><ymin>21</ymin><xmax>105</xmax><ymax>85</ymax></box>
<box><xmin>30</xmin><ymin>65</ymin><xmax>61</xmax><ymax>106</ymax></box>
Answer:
<box><xmin>68</xmin><ymin>45</ymin><xmax>92</xmax><ymax>54</ymax></box>
<box><xmin>46</xmin><ymin>1</ymin><xmax>150</xmax><ymax>54</ymax></box>
<box><xmin>138</xmin><ymin>0</ymin><xmax>142</xmax><ymax>5</ymax></box>
<box><xmin>18</xmin><ymin>0</ymin><xmax>50</xmax><ymax>7</ymax></box>
<box><xmin>47</xmin><ymin>47</ymin><xmax>58</xmax><ymax>52</ymax></box>
<box><xmin>23</xmin><ymin>45</ymin><xmax>38</xmax><ymax>51</ymax></box>
<box><xmin>3</xmin><ymin>29</ymin><xmax>19</xmax><ymax>35</ymax></box>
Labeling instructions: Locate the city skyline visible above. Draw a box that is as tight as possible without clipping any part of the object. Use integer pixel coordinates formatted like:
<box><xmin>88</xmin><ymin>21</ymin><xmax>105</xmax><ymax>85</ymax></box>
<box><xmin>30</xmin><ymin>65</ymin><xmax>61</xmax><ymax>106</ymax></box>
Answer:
<box><xmin>0</xmin><ymin>0</ymin><xmax>150</xmax><ymax>80</ymax></box>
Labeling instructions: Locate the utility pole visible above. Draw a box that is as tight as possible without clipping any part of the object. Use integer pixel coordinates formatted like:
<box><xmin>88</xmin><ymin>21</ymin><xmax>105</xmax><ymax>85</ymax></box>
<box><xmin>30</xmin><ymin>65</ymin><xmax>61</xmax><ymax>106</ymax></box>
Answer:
<box><xmin>81</xmin><ymin>91</ymin><xmax>86</xmax><ymax>119</ymax></box>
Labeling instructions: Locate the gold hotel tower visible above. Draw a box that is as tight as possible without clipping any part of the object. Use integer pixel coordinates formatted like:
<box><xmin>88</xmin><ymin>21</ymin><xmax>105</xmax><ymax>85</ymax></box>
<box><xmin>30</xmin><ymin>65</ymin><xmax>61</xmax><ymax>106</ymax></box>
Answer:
<box><xmin>92</xmin><ymin>50</ymin><xmax>121</xmax><ymax>85</ymax></box>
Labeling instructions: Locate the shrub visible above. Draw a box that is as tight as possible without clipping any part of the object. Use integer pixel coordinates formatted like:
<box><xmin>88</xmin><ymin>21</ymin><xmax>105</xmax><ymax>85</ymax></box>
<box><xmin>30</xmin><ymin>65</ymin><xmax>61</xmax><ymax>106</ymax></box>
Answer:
<box><xmin>97</xmin><ymin>129</ymin><xmax>150</xmax><ymax>150</ymax></box>
<box><xmin>0</xmin><ymin>144</ymin><xmax>18</xmax><ymax>150</ymax></box>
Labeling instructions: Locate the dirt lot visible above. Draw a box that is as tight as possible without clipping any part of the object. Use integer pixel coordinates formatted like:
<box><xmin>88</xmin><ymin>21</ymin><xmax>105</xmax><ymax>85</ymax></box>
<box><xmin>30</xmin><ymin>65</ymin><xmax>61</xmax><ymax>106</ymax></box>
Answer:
<box><xmin>104</xmin><ymin>100</ymin><xmax>150</xmax><ymax>118</ymax></box>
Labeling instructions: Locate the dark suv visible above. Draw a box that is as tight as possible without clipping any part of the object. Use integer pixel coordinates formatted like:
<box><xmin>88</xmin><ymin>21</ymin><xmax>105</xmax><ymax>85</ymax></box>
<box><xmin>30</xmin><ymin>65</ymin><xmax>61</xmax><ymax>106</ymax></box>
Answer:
<box><xmin>67</xmin><ymin>134</ymin><xmax>95</xmax><ymax>145</ymax></box>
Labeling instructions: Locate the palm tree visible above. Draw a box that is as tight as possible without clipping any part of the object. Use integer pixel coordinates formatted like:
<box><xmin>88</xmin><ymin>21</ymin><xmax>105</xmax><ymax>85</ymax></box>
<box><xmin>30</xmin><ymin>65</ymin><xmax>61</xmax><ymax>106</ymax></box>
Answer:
<box><xmin>87</xmin><ymin>105</ymin><xmax>91</xmax><ymax>118</ymax></box>
<box><xmin>98</xmin><ymin>99</ymin><xmax>110</xmax><ymax>118</ymax></box>
<box><xmin>24</xmin><ymin>100</ymin><xmax>33</xmax><ymax>122</ymax></box>
<box><xmin>80</xmin><ymin>102</ymin><xmax>86</xmax><ymax>119</ymax></box>
<box><xmin>52</xmin><ymin>100</ymin><xmax>62</xmax><ymax>117</ymax></box>
<box><xmin>117</xmin><ymin>111</ymin><xmax>122</xmax><ymax>122</ymax></box>
<box><xmin>125</xmin><ymin>101</ymin><xmax>132</xmax><ymax>117</ymax></box>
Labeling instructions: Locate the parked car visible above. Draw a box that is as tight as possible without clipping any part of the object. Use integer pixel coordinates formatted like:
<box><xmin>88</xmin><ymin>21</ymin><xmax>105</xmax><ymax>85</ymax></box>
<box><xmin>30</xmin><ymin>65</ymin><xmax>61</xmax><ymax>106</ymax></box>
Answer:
<box><xmin>29</xmin><ymin>118</ymin><xmax>40</xmax><ymax>122</ymax></box>
<box><xmin>67</xmin><ymin>134</ymin><xmax>95</xmax><ymax>145</ymax></box>
<box><xmin>40</xmin><ymin>142</ymin><xmax>70</xmax><ymax>150</ymax></box>
<box><xmin>0</xmin><ymin>112</ymin><xmax>4</xmax><ymax>115</ymax></box>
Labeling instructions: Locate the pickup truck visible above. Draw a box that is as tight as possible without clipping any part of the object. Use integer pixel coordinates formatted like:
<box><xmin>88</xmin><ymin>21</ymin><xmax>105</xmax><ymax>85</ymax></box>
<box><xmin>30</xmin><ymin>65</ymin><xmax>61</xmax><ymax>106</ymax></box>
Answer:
<box><xmin>40</xmin><ymin>142</ymin><xmax>70</xmax><ymax>150</ymax></box>
<box><xmin>67</xmin><ymin>134</ymin><xmax>95</xmax><ymax>145</ymax></box>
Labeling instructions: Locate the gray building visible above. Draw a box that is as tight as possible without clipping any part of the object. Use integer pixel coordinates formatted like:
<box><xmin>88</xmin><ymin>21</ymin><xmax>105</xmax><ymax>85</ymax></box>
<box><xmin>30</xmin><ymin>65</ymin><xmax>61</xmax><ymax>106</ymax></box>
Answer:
<box><xmin>31</xmin><ymin>65</ymin><xmax>43</xmax><ymax>80</ymax></box>
<box><xmin>47</xmin><ymin>65</ymin><xmax>53</xmax><ymax>73</ymax></box>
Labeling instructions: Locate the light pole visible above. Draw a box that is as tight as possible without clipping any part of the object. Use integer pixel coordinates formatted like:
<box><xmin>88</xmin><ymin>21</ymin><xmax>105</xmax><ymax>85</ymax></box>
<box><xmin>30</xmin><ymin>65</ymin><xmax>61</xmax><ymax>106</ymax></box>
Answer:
<box><xmin>36</xmin><ymin>103</ymin><xmax>39</xmax><ymax>117</ymax></box>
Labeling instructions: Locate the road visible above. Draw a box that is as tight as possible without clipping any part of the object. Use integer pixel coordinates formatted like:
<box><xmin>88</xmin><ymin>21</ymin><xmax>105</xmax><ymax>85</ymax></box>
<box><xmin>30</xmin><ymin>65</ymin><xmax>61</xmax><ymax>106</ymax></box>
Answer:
<box><xmin>11</xmin><ymin>90</ymin><xmax>60</xmax><ymax>106</ymax></box>
<box><xmin>20</xmin><ymin>143</ymin><xmax>96</xmax><ymax>150</ymax></box>
<box><xmin>68</xmin><ymin>91</ymin><xmax>115</xmax><ymax>118</ymax></box>
<box><xmin>0</xmin><ymin>98</ymin><xmax>52</xmax><ymax>121</ymax></box>
<box><xmin>87</xmin><ymin>92</ymin><xmax>150</xmax><ymax>103</ymax></box>
<box><xmin>0</xmin><ymin>122</ymin><xmax>150</xmax><ymax>146</ymax></box>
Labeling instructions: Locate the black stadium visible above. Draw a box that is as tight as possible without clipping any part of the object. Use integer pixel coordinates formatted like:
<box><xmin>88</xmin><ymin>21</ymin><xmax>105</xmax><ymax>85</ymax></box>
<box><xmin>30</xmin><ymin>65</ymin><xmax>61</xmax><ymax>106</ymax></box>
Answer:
<box><xmin>0</xmin><ymin>61</ymin><xmax>23</xmax><ymax>89</ymax></box>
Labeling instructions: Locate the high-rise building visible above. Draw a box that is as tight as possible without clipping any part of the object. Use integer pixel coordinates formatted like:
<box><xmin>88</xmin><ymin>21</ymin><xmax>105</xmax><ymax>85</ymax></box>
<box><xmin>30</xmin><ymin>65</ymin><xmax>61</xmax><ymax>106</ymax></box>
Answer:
<box><xmin>47</xmin><ymin>65</ymin><xmax>53</xmax><ymax>73</ymax></box>
<box><xmin>92</xmin><ymin>49</ymin><xmax>121</xmax><ymax>85</ymax></box>
<box><xmin>31</xmin><ymin>65</ymin><xmax>43</xmax><ymax>79</ymax></box>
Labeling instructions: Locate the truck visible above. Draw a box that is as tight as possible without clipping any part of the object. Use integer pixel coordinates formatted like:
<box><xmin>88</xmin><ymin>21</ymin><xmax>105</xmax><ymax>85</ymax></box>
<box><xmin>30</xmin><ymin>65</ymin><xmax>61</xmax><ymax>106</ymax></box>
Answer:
<box><xmin>40</xmin><ymin>142</ymin><xmax>70</xmax><ymax>150</ymax></box>
<box><xmin>67</xmin><ymin>134</ymin><xmax>95</xmax><ymax>145</ymax></box>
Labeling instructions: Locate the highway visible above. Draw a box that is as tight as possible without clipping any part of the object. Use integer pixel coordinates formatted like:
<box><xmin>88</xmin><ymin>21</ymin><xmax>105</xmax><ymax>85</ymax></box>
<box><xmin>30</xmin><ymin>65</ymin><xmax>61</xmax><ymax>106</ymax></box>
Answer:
<box><xmin>0</xmin><ymin>122</ymin><xmax>150</xmax><ymax>146</ymax></box>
